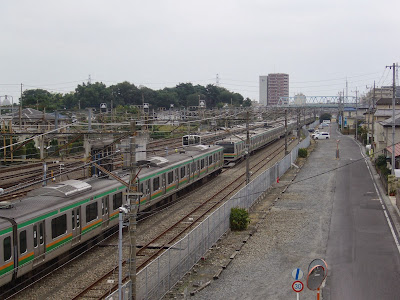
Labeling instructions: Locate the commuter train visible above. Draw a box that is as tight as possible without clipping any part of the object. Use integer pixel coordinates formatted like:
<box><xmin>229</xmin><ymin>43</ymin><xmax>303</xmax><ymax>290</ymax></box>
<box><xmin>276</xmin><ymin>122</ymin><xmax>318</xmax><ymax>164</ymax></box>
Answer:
<box><xmin>215</xmin><ymin>120</ymin><xmax>299</xmax><ymax>164</ymax></box>
<box><xmin>0</xmin><ymin>144</ymin><xmax>224</xmax><ymax>288</ymax></box>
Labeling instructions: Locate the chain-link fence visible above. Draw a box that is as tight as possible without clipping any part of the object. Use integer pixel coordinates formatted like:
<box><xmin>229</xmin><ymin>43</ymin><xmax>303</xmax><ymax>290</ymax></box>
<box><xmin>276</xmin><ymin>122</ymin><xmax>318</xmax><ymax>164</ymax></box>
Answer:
<box><xmin>108</xmin><ymin>130</ymin><xmax>312</xmax><ymax>300</ymax></box>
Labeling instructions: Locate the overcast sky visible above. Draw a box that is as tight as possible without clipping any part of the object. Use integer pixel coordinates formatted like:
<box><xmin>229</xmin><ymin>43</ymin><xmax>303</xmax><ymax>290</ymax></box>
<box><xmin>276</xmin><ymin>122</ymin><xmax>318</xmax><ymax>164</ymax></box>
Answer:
<box><xmin>1</xmin><ymin>0</ymin><xmax>399</xmax><ymax>104</ymax></box>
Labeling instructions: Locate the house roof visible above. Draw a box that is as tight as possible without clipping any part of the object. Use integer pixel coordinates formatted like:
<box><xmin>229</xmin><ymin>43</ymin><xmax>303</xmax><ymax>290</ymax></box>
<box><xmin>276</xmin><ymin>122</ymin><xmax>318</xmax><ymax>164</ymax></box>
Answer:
<box><xmin>344</xmin><ymin>107</ymin><xmax>356</xmax><ymax>112</ymax></box>
<box><xmin>11</xmin><ymin>108</ymin><xmax>67</xmax><ymax>120</ymax></box>
<box><xmin>376</xmin><ymin>97</ymin><xmax>400</xmax><ymax>106</ymax></box>
<box><xmin>379</xmin><ymin>113</ymin><xmax>400</xmax><ymax>127</ymax></box>
<box><xmin>386</xmin><ymin>142</ymin><xmax>400</xmax><ymax>157</ymax></box>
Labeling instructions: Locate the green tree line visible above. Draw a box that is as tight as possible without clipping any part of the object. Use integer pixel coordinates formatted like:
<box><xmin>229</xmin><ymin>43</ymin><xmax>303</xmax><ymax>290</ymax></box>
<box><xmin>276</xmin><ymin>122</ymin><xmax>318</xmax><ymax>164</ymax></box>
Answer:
<box><xmin>21</xmin><ymin>82</ymin><xmax>252</xmax><ymax>112</ymax></box>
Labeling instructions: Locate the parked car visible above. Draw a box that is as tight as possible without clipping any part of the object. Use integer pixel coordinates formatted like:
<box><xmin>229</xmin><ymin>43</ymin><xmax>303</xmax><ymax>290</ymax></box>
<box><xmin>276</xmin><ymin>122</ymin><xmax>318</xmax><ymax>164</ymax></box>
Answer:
<box><xmin>315</xmin><ymin>132</ymin><xmax>330</xmax><ymax>139</ymax></box>
<box><xmin>311</xmin><ymin>130</ymin><xmax>320</xmax><ymax>139</ymax></box>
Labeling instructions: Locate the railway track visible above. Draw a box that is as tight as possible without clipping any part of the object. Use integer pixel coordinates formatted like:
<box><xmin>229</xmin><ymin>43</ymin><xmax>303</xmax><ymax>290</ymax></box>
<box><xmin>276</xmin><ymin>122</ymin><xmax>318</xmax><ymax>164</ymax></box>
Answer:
<box><xmin>5</xmin><ymin>136</ymin><xmax>296</xmax><ymax>299</ymax></box>
<box><xmin>69</xmin><ymin>139</ymin><xmax>291</xmax><ymax>299</ymax></box>
<box><xmin>0</xmin><ymin>161</ymin><xmax>84</xmax><ymax>190</ymax></box>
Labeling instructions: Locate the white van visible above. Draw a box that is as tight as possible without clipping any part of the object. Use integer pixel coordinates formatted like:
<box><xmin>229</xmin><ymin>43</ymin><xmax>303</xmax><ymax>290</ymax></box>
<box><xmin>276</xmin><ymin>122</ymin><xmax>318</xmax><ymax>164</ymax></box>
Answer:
<box><xmin>315</xmin><ymin>132</ymin><xmax>330</xmax><ymax>139</ymax></box>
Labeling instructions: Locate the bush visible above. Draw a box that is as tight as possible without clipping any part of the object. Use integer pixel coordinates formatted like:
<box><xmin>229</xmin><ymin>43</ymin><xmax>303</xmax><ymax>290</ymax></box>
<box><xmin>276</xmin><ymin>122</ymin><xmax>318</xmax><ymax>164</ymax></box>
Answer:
<box><xmin>376</xmin><ymin>155</ymin><xmax>386</xmax><ymax>168</ymax></box>
<box><xmin>230</xmin><ymin>207</ymin><xmax>250</xmax><ymax>231</ymax></box>
<box><xmin>298</xmin><ymin>148</ymin><xmax>307</xmax><ymax>158</ymax></box>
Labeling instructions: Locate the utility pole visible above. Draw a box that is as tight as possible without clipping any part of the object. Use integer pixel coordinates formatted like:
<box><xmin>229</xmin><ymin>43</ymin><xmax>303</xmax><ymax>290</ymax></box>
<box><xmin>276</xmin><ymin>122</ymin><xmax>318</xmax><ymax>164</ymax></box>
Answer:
<box><xmin>127</xmin><ymin>121</ymin><xmax>138</xmax><ymax>299</ymax></box>
<box><xmin>245</xmin><ymin>111</ymin><xmax>250</xmax><ymax>184</ymax></box>
<box><xmin>367</xmin><ymin>92</ymin><xmax>370</xmax><ymax>144</ymax></box>
<box><xmin>285</xmin><ymin>109</ymin><xmax>288</xmax><ymax>155</ymax></box>
<box><xmin>19</xmin><ymin>83</ymin><xmax>23</xmax><ymax>131</ymax></box>
<box><xmin>338</xmin><ymin>92</ymin><xmax>342</xmax><ymax>132</ymax></box>
<box><xmin>372</xmin><ymin>81</ymin><xmax>376</xmax><ymax>154</ymax></box>
<box><xmin>352</xmin><ymin>88</ymin><xmax>358</xmax><ymax>141</ymax></box>
<box><xmin>386</xmin><ymin>63</ymin><xmax>397</xmax><ymax>174</ymax></box>
<box><xmin>297</xmin><ymin>108</ymin><xmax>300</xmax><ymax>142</ymax></box>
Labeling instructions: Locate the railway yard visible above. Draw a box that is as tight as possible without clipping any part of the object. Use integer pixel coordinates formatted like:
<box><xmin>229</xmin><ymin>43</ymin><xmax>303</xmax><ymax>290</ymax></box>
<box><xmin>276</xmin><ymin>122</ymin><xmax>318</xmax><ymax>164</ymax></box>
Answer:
<box><xmin>0</xmin><ymin>111</ymin><xmax>315</xmax><ymax>300</ymax></box>
<box><xmin>4</xmin><ymin>134</ymin><xmax>299</xmax><ymax>300</ymax></box>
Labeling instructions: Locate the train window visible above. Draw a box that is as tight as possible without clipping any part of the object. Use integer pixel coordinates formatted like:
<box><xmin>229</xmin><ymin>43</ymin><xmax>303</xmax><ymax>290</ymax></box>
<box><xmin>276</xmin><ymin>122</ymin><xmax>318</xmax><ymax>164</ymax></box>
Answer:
<box><xmin>33</xmin><ymin>225</ymin><xmax>38</xmax><ymax>247</ymax></box>
<box><xmin>153</xmin><ymin>177</ymin><xmax>160</xmax><ymax>190</ymax></box>
<box><xmin>103</xmin><ymin>196</ymin><xmax>109</xmax><ymax>215</ymax></box>
<box><xmin>77</xmin><ymin>209</ymin><xmax>80</xmax><ymax>228</ymax></box>
<box><xmin>197</xmin><ymin>161</ymin><xmax>200</xmax><ymax>170</ymax></box>
<box><xmin>209</xmin><ymin>156</ymin><xmax>212</xmax><ymax>164</ymax></box>
<box><xmin>146</xmin><ymin>180</ymin><xmax>150</xmax><ymax>194</ymax></box>
<box><xmin>113</xmin><ymin>192</ymin><xmax>123</xmax><ymax>210</ymax></box>
<box><xmin>39</xmin><ymin>223</ymin><xmax>44</xmax><ymax>244</ymax></box>
<box><xmin>72</xmin><ymin>211</ymin><xmax>75</xmax><ymax>230</ymax></box>
<box><xmin>20</xmin><ymin>231</ymin><xmax>27</xmax><ymax>254</ymax></box>
<box><xmin>191</xmin><ymin>162</ymin><xmax>195</xmax><ymax>172</ymax></box>
<box><xmin>140</xmin><ymin>183</ymin><xmax>143</xmax><ymax>194</ymax></box>
<box><xmin>168</xmin><ymin>171</ymin><xmax>173</xmax><ymax>184</ymax></box>
<box><xmin>86</xmin><ymin>202</ymin><xmax>98</xmax><ymax>223</ymax></box>
<box><xmin>201</xmin><ymin>159</ymin><xmax>205</xmax><ymax>169</ymax></box>
<box><xmin>180</xmin><ymin>167</ymin><xmax>185</xmax><ymax>178</ymax></box>
<box><xmin>187</xmin><ymin>165</ymin><xmax>189</xmax><ymax>175</ymax></box>
<box><xmin>51</xmin><ymin>214</ymin><xmax>67</xmax><ymax>239</ymax></box>
<box><xmin>224</xmin><ymin>144</ymin><xmax>234</xmax><ymax>153</ymax></box>
<box><xmin>101</xmin><ymin>196</ymin><xmax>109</xmax><ymax>215</ymax></box>
<box><xmin>3</xmin><ymin>236</ymin><xmax>11</xmax><ymax>261</ymax></box>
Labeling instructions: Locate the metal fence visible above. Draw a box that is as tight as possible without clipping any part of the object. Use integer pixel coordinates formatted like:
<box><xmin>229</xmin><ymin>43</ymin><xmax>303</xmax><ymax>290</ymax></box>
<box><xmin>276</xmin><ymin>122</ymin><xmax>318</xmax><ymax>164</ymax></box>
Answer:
<box><xmin>110</xmin><ymin>130</ymin><xmax>312</xmax><ymax>300</ymax></box>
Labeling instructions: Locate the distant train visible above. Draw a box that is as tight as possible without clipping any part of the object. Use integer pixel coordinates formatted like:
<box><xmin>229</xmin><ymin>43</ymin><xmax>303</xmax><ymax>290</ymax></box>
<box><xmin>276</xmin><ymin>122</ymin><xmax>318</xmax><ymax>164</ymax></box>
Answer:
<box><xmin>215</xmin><ymin>120</ymin><xmax>299</xmax><ymax>164</ymax></box>
<box><xmin>0</xmin><ymin>144</ymin><xmax>224</xmax><ymax>288</ymax></box>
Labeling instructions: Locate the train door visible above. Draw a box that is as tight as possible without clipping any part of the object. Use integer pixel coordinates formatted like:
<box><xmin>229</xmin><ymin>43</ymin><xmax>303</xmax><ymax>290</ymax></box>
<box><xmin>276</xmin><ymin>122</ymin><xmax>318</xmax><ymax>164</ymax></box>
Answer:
<box><xmin>33</xmin><ymin>221</ymin><xmax>45</xmax><ymax>266</ymax></box>
<box><xmin>162</xmin><ymin>173</ymin><xmax>166</xmax><ymax>194</ymax></box>
<box><xmin>146</xmin><ymin>179</ymin><xmax>150</xmax><ymax>201</ymax></box>
<box><xmin>102</xmin><ymin>196</ymin><xmax>110</xmax><ymax>228</ymax></box>
<box><xmin>175</xmin><ymin>169</ymin><xmax>179</xmax><ymax>188</ymax></box>
<box><xmin>71</xmin><ymin>207</ymin><xmax>81</xmax><ymax>246</ymax></box>
<box><xmin>191</xmin><ymin>162</ymin><xmax>196</xmax><ymax>181</ymax></box>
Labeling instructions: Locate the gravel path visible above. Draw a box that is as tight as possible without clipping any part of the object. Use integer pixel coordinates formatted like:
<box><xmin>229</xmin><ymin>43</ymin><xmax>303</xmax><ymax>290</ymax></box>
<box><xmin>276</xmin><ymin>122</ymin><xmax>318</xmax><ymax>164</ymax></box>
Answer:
<box><xmin>166</xmin><ymin>137</ymin><xmax>339</xmax><ymax>299</ymax></box>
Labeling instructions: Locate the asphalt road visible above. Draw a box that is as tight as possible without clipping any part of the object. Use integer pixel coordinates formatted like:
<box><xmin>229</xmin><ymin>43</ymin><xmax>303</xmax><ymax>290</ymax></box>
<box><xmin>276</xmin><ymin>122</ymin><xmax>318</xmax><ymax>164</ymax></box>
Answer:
<box><xmin>185</xmin><ymin>123</ymin><xmax>400</xmax><ymax>300</ymax></box>
<box><xmin>324</xmin><ymin>126</ymin><xmax>400</xmax><ymax>299</ymax></box>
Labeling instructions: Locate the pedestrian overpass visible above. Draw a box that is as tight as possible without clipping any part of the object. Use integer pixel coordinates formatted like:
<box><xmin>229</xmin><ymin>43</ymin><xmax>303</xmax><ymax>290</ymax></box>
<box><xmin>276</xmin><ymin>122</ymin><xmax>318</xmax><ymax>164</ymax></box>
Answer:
<box><xmin>277</xmin><ymin>96</ymin><xmax>358</xmax><ymax>108</ymax></box>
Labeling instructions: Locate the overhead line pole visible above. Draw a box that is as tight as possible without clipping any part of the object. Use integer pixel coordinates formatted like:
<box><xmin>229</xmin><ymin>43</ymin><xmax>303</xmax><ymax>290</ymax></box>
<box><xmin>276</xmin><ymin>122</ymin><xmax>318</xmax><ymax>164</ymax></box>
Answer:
<box><xmin>246</xmin><ymin>111</ymin><xmax>250</xmax><ymax>185</ymax></box>
<box><xmin>386</xmin><ymin>63</ymin><xmax>397</xmax><ymax>174</ymax></box>
<box><xmin>372</xmin><ymin>81</ymin><xmax>376</xmax><ymax>154</ymax></box>
<box><xmin>285</xmin><ymin>109</ymin><xmax>288</xmax><ymax>155</ymax></box>
<box><xmin>128</xmin><ymin>120</ymin><xmax>138</xmax><ymax>299</ymax></box>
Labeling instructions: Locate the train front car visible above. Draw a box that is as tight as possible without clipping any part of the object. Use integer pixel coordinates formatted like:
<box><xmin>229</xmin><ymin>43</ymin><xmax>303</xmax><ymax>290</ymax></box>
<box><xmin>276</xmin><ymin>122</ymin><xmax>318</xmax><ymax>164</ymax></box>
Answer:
<box><xmin>0</xmin><ymin>179</ymin><xmax>127</xmax><ymax>289</ymax></box>
<box><xmin>215</xmin><ymin>136</ymin><xmax>245</xmax><ymax>167</ymax></box>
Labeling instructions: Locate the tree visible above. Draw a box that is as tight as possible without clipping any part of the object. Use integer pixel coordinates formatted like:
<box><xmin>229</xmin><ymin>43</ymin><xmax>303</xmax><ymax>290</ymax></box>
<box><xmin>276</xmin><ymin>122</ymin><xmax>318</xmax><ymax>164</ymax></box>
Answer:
<box><xmin>205</xmin><ymin>84</ymin><xmax>220</xmax><ymax>108</ymax></box>
<box><xmin>320</xmin><ymin>113</ymin><xmax>332</xmax><ymax>123</ymax></box>
<box><xmin>242</xmin><ymin>97</ymin><xmax>252</xmax><ymax>107</ymax></box>
<box><xmin>75</xmin><ymin>82</ymin><xmax>111</xmax><ymax>109</ymax></box>
<box><xmin>22</xmin><ymin>89</ymin><xmax>57</xmax><ymax>111</ymax></box>
<box><xmin>109</xmin><ymin>81</ymin><xmax>141</xmax><ymax>107</ymax></box>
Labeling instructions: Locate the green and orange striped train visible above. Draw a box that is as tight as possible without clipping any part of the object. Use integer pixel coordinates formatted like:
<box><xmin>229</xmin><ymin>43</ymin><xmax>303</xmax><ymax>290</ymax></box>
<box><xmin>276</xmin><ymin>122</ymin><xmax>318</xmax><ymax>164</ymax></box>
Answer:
<box><xmin>0</xmin><ymin>144</ymin><xmax>224</xmax><ymax>290</ymax></box>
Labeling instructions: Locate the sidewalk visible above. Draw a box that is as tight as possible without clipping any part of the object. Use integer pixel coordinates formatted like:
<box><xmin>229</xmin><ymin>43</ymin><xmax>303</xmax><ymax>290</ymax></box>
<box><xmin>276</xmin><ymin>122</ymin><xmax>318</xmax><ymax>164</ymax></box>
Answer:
<box><xmin>356</xmin><ymin>138</ymin><xmax>400</xmax><ymax>237</ymax></box>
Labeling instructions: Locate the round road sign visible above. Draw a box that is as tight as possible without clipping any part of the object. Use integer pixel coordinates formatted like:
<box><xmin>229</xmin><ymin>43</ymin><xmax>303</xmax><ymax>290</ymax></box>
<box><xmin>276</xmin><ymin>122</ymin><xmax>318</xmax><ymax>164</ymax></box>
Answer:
<box><xmin>308</xmin><ymin>258</ymin><xmax>328</xmax><ymax>281</ymax></box>
<box><xmin>307</xmin><ymin>265</ymin><xmax>325</xmax><ymax>290</ymax></box>
<box><xmin>292</xmin><ymin>280</ymin><xmax>304</xmax><ymax>293</ymax></box>
<box><xmin>291</xmin><ymin>268</ymin><xmax>304</xmax><ymax>280</ymax></box>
